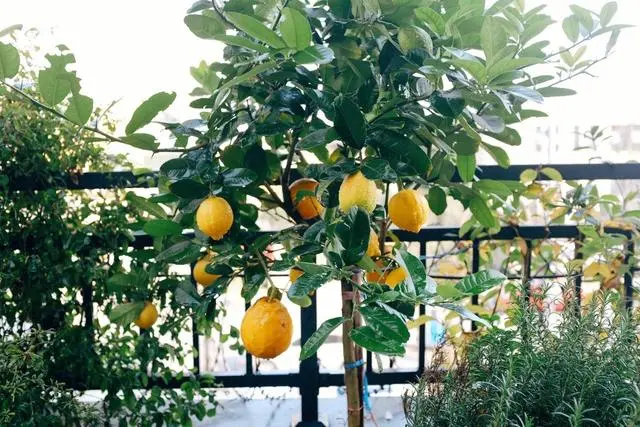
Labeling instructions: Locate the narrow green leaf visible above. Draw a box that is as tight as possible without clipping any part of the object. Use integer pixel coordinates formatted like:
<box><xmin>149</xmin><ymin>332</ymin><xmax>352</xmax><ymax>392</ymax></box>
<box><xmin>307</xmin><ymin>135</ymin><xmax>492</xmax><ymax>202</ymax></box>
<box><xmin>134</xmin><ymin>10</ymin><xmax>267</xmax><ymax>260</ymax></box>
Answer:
<box><xmin>469</xmin><ymin>196</ymin><xmax>496</xmax><ymax>228</ymax></box>
<box><xmin>125</xmin><ymin>92</ymin><xmax>176</xmax><ymax>135</ymax></box>
<box><xmin>211</xmin><ymin>34</ymin><xmax>269</xmax><ymax>53</ymax></box>
<box><xmin>300</xmin><ymin>317</ymin><xmax>345</xmax><ymax>360</ymax></box>
<box><xmin>436</xmin><ymin>303</ymin><xmax>491</xmax><ymax>328</ymax></box>
<box><xmin>280</xmin><ymin>7</ymin><xmax>311</xmax><ymax>50</ymax></box>
<box><xmin>562</xmin><ymin>16</ymin><xmax>580</xmax><ymax>42</ymax></box>
<box><xmin>226</xmin><ymin>12</ymin><xmax>285</xmax><ymax>48</ymax></box>
<box><xmin>481</xmin><ymin>142</ymin><xmax>510</xmax><ymax>168</ymax></box>
<box><xmin>288</xmin><ymin>272</ymin><xmax>331</xmax><ymax>297</ymax></box>
<box><xmin>217</xmin><ymin>61</ymin><xmax>276</xmax><ymax>92</ymax></box>
<box><xmin>360</xmin><ymin>304</ymin><xmax>410</xmax><ymax>343</ymax></box>
<box><xmin>481</xmin><ymin>16</ymin><xmax>507</xmax><ymax>62</ymax></box>
<box><xmin>125</xmin><ymin>192</ymin><xmax>167</xmax><ymax>218</ymax></box>
<box><xmin>457</xmin><ymin>154</ymin><xmax>476</xmax><ymax>183</ymax></box>
<box><xmin>242</xmin><ymin>265</ymin><xmax>265</xmax><ymax>301</ymax></box>
<box><xmin>473</xmin><ymin>180</ymin><xmax>512</xmax><ymax>198</ymax></box>
<box><xmin>395</xmin><ymin>247</ymin><xmax>431</xmax><ymax>296</ymax></box>
<box><xmin>455</xmin><ymin>269</ymin><xmax>506</xmax><ymax>294</ymax></box>
<box><xmin>335</xmin><ymin>207</ymin><xmax>370</xmax><ymax>265</ymax></box>
<box><xmin>0</xmin><ymin>42</ymin><xmax>20</xmax><ymax>79</ymax></box>
<box><xmin>333</xmin><ymin>94</ymin><xmax>366</xmax><ymax>149</ymax></box>
<box><xmin>538</xmin><ymin>86</ymin><xmax>577</xmax><ymax>97</ymax></box>
<box><xmin>600</xmin><ymin>2</ymin><xmax>617</xmax><ymax>26</ymax></box>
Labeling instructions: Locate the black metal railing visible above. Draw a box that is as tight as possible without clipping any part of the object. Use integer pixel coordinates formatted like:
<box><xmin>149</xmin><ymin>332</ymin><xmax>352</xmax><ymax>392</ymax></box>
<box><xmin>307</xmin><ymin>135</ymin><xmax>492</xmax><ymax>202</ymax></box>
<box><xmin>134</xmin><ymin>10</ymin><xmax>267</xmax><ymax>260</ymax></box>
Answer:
<box><xmin>9</xmin><ymin>163</ymin><xmax>640</xmax><ymax>426</ymax></box>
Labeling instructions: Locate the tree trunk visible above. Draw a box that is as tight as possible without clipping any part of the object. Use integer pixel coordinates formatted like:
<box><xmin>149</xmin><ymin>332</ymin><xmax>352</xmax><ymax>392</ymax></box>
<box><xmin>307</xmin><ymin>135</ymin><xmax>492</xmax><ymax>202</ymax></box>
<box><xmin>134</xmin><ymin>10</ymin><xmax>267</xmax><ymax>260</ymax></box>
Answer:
<box><xmin>341</xmin><ymin>271</ymin><xmax>364</xmax><ymax>427</ymax></box>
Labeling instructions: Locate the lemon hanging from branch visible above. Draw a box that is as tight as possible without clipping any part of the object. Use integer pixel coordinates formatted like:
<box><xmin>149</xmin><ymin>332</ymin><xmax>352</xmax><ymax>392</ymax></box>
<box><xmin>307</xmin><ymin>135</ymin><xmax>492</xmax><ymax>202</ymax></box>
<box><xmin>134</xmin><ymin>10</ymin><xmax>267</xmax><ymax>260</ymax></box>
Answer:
<box><xmin>196</xmin><ymin>196</ymin><xmax>233</xmax><ymax>240</ymax></box>
<box><xmin>193</xmin><ymin>255</ymin><xmax>221</xmax><ymax>287</ymax></box>
<box><xmin>241</xmin><ymin>292</ymin><xmax>293</xmax><ymax>359</ymax></box>
<box><xmin>339</xmin><ymin>171</ymin><xmax>377</xmax><ymax>213</ymax></box>
<box><xmin>389</xmin><ymin>189</ymin><xmax>429</xmax><ymax>233</ymax></box>
<box><xmin>289</xmin><ymin>178</ymin><xmax>324</xmax><ymax>220</ymax></box>
<box><xmin>135</xmin><ymin>301</ymin><xmax>158</xmax><ymax>329</ymax></box>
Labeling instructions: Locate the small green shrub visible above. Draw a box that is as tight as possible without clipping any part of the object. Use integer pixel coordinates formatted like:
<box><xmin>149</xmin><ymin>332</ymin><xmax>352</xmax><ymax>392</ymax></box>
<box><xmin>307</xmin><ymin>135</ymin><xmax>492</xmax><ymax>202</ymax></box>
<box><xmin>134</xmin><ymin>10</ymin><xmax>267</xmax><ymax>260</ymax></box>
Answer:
<box><xmin>404</xmin><ymin>288</ymin><xmax>640</xmax><ymax>427</ymax></box>
<box><xmin>0</xmin><ymin>330</ymin><xmax>102</xmax><ymax>426</ymax></box>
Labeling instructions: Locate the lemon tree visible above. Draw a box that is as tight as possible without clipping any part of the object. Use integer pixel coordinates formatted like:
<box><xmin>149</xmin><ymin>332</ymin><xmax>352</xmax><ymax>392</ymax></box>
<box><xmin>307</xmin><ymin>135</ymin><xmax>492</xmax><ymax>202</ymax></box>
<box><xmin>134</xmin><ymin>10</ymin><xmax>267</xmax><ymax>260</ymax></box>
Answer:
<box><xmin>0</xmin><ymin>1</ymin><xmax>629</xmax><ymax>425</ymax></box>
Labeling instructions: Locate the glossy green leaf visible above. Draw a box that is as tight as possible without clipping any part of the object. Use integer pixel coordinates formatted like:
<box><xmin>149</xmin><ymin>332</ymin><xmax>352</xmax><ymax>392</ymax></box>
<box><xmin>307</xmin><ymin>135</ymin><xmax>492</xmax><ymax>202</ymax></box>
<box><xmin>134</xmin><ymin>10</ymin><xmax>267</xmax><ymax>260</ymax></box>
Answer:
<box><xmin>222</xmin><ymin>168</ymin><xmax>258</xmax><ymax>187</ymax></box>
<box><xmin>217</xmin><ymin>61</ymin><xmax>276</xmax><ymax>92</ymax></box>
<box><xmin>175</xmin><ymin>280</ymin><xmax>202</xmax><ymax>306</ymax></box>
<box><xmin>38</xmin><ymin>69</ymin><xmax>72</xmax><ymax>106</ymax></box>
<box><xmin>226</xmin><ymin>12</ymin><xmax>285</xmax><ymax>48</ymax></box>
<box><xmin>415</xmin><ymin>7</ymin><xmax>446</xmax><ymax>35</ymax></box>
<box><xmin>242</xmin><ymin>264</ymin><xmax>265</xmax><ymax>301</ymax></box>
<box><xmin>541</xmin><ymin>166</ymin><xmax>562</xmax><ymax>181</ymax></box>
<box><xmin>428</xmin><ymin>186</ymin><xmax>447</xmax><ymax>215</ymax></box>
<box><xmin>143</xmin><ymin>219</ymin><xmax>182</xmax><ymax>237</ymax></box>
<box><xmin>211</xmin><ymin>34</ymin><xmax>270</xmax><ymax>53</ymax></box>
<box><xmin>455</xmin><ymin>269</ymin><xmax>506</xmax><ymax>294</ymax></box>
<box><xmin>481</xmin><ymin>16</ymin><xmax>508</xmax><ymax>62</ymax></box>
<box><xmin>184</xmin><ymin>13</ymin><xmax>225</xmax><ymax>39</ymax></box>
<box><xmin>0</xmin><ymin>42</ymin><xmax>20</xmax><ymax>79</ymax></box>
<box><xmin>361</xmin><ymin>157</ymin><xmax>397</xmax><ymax>181</ymax></box>
<box><xmin>288</xmin><ymin>271</ymin><xmax>331</xmax><ymax>297</ymax></box>
<box><xmin>280</xmin><ymin>7</ymin><xmax>311</xmax><ymax>50</ymax></box>
<box><xmin>125</xmin><ymin>92</ymin><xmax>177</xmax><ymax>135</ymax></box>
<box><xmin>482</xmin><ymin>142</ymin><xmax>510</xmax><ymax>168</ymax></box>
<box><xmin>395</xmin><ymin>247</ymin><xmax>431</xmax><ymax>296</ymax></box>
<box><xmin>156</xmin><ymin>240</ymin><xmax>202</xmax><ymax>263</ymax></box>
<box><xmin>335</xmin><ymin>207</ymin><xmax>370</xmax><ymax>265</ymax></box>
<box><xmin>333</xmin><ymin>95</ymin><xmax>366</xmax><ymax>149</ymax></box>
<box><xmin>169</xmin><ymin>179</ymin><xmax>209</xmax><ymax>199</ymax></box>
<box><xmin>436</xmin><ymin>283</ymin><xmax>463</xmax><ymax>299</ymax></box>
<box><xmin>469</xmin><ymin>196</ymin><xmax>496</xmax><ymax>228</ymax></box>
<box><xmin>125</xmin><ymin>192</ymin><xmax>167</xmax><ymax>218</ymax></box>
<box><xmin>360</xmin><ymin>304</ymin><xmax>410</xmax><ymax>343</ymax></box>
<box><xmin>457</xmin><ymin>154</ymin><xmax>476</xmax><ymax>183</ymax></box>
<box><xmin>300</xmin><ymin>317</ymin><xmax>345</xmax><ymax>360</ymax></box>
<box><xmin>350</xmin><ymin>326</ymin><xmax>405</xmax><ymax>356</ymax></box>
<box><xmin>436</xmin><ymin>303</ymin><xmax>491</xmax><ymax>328</ymax></box>
<box><xmin>293</xmin><ymin>45</ymin><xmax>335</xmax><ymax>64</ymax></box>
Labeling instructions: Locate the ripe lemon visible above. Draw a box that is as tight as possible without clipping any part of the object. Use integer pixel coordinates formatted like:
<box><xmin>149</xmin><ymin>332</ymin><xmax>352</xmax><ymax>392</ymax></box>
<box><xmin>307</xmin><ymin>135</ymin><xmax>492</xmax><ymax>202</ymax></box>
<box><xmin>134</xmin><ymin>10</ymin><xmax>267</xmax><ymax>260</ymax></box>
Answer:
<box><xmin>241</xmin><ymin>297</ymin><xmax>293</xmax><ymax>359</ymax></box>
<box><xmin>289</xmin><ymin>267</ymin><xmax>304</xmax><ymax>283</ymax></box>
<box><xmin>289</xmin><ymin>178</ymin><xmax>324</xmax><ymax>220</ymax></box>
<box><xmin>367</xmin><ymin>229</ymin><xmax>381</xmax><ymax>258</ymax></box>
<box><xmin>385</xmin><ymin>267</ymin><xmax>407</xmax><ymax>288</ymax></box>
<box><xmin>193</xmin><ymin>256</ymin><xmax>220</xmax><ymax>287</ymax></box>
<box><xmin>339</xmin><ymin>171</ymin><xmax>377</xmax><ymax>213</ymax></box>
<box><xmin>196</xmin><ymin>196</ymin><xmax>233</xmax><ymax>240</ymax></box>
<box><xmin>366</xmin><ymin>261</ymin><xmax>407</xmax><ymax>289</ymax></box>
<box><xmin>389</xmin><ymin>189</ymin><xmax>428</xmax><ymax>233</ymax></box>
<box><xmin>135</xmin><ymin>301</ymin><xmax>158</xmax><ymax>329</ymax></box>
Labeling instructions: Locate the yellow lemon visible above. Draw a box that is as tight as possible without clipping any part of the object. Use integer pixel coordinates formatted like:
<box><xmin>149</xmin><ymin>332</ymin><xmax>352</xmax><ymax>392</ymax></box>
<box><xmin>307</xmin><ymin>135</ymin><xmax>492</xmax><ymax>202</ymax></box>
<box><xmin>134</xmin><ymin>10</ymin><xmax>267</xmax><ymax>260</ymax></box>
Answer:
<box><xmin>193</xmin><ymin>256</ymin><xmax>221</xmax><ymax>287</ymax></box>
<box><xmin>241</xmin><ymin>297</ymin><xmax>293</xmax><ymax>359</ymax></box>
<box><xmin>289</xmin><ymin>178</ymin><xmax>324</xmax><ymax>220</ymax></box>
<box><xmin>134</xmin><ymin>301</ymin><xmax>158</xmax><ymax>329</ymax></box>
<box><xmin>385</xmin><ymin>267</ymin><xmax>408</xmax><ymax>288</ymax></box>
<box><xmin>338</xmin><ymin>171</ymin><xmax>377</xmax><ymax>213</ymax></box>
<box><xmin>389</xmin><ymin>189</ymin><xmax>428</xmax><ymax>233</ymax></box>
<box><xmin>196</xmin><ymin>196</ymin><xmax>233</xmax><ymax>240</ymax></box>
<box><xmin>367</xmin><ymin>229</ymin><xmax>381</xmax><ymax>258</ymax></box>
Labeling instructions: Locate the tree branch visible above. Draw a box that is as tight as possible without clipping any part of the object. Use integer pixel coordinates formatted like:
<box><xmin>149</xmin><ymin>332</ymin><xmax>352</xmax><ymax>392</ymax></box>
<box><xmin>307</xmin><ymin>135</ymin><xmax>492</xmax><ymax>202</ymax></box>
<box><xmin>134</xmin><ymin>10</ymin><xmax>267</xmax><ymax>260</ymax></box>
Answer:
<box><xmin>281</xmin><ymin>129</ymin><xmax>301</xmax><ymax>220</ymax></box>
<box><xmin>271</xmin><ymin>0</ymin><xmax>291</xmax><ymax>31</ymax></box>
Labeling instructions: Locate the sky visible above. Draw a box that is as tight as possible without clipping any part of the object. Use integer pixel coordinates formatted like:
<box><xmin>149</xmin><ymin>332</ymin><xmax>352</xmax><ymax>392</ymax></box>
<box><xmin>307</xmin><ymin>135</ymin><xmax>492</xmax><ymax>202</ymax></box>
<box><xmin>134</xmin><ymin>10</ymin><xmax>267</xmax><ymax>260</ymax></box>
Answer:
<box><xmin>2</xmin><ymin>0</ymin><xmax>639</xmax><ymax>165</ymax></box>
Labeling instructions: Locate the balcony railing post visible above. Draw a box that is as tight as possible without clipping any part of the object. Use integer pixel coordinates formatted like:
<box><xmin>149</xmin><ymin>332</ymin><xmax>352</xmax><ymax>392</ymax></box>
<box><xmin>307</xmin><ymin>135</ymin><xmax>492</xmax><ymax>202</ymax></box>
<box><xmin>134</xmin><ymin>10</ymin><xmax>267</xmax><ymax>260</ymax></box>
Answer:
<box><xmin>297</xmin><ymin>293</ymin><xmax>322</xmax><ymax>426</ymax></box>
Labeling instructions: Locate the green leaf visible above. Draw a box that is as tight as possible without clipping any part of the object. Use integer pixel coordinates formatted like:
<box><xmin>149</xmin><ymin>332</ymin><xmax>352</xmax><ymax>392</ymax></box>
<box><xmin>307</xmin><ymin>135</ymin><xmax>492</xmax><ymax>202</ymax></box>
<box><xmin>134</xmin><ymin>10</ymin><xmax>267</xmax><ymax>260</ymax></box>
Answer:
<box><xmin>360</xmin><ymin>304</ymin><xmax>410</xmax><ymax>343</ymax></box>
<box><xmin>184</xmin><ymin>13</ymin><xmax>225</xmax><ymax>39</ymax></box>
<box><xmin>169</xmin><ymin>179</ymin><xmax>209</xmax><ymax>199</ymax></box>
<box><xmin>449</xmin><ymin>59</ymin><xmax>486</xmax><ymax>81</ymax></box>
<box><xmin>415</xmin><ymin>7</ymin><xmax>446</xmax><ymax>35</ymax></box>
<box><xmin>428</xmin><ymin>186</ymin><xmax>447</xmax><ymax>215</ymax></box>
<box><xmin>600</xmin><ymin>2</ymin><xmax>617</xmax><ymax>26</ymax></box>
<box><xmin>395</xmin><ymin>247</ymin><xmax>432</xmax><ymax>296</ymax></box>
<box><xmin>455</xmin><ymin>269</ymin><xmax>506</xmax><ymax>294</ymax></box>
<box><xmin>125</xmin><ymin>192</ymin><xmax>167</xmax><ymax>218</ymax></box>
<box><xmin>120</xmin><ymin>133</ymin><xmax>160</xmax><ymax>151</ymax></box>
<box><xmin>0</xmin><ymin>42</ymin><xmax>19</xmax><ymax>79</ymax></box>
<box><xmin>487</xmin><ymin>57</ymin><xmax>542</xmax><ymax>79</ymax></box>
<box><xmin>175</xmin><ymin>281</ymin><xmax>202</xmax><ymax>306</ymax></box>
<box><xmin>473</xmin><ymin>180</ymin><xmax>512</xmax><ymax>198</ymax></box>
<box><xmin>333</xmin><ymin>94</ymin><xmax>366</xmax><ymax>149</ymax></box>
<box><xmin>457</xmin><ymin>154</ymin><xmax>476</xmax><ymax>183</ymax></box>
<box><xmin>361</xmin><ymin>157</ymin><xmax>397</xmax><ymax>181</ymax></box>
<box><xmin>350</xmin><ymin>326</ymin><xmax>405</xmax><ymax>356</ymax></box>
<box><xmin>280</xmin><ymin>7</ymin><xmax>311</xmax><ymax>50</ymax></box>
<box><xmin>479</xmin><ymin>146</ymin><xmax>507</xmax><ymax>171</ymax></box>
<box><xmin>125</xmin><ymin>92</ymin><xmax>176</xmax><ymax>135</ymax></box>
<box><xmin>225</xmin><ymin>12</ymin><xmax>285</xmax><ymax>48</ymax></box>
<box><xmin>541</xmin><ymin>166</ymin><xmax>562</xmax><ymax>181</ymax></box>
<box><xmin>481</xmin><ymin>16</ymin><xmax>508</xmax><ymax>62</ymax></box>
<box><xmin>242</xmin><ymin>265</ymin><xmax>265</xmax><ymax>301</ymax></box>
<box><xmin>299</xmin><ymin>128</ymin><xmax>337</xmax><ymax>150</ymax></box>
<box><xmin>430</xmin><ymin>92</ymin><xmax>465</xmax><ymax>118</ymax></box>
<box><xmin>65</xmin><ymin>94</ymin><xmax>93</xmax><ymax>125</ymax></box>
<box><xmin>38</xmin><ymin>69</ymin><xmax>72</xmax><ymax>105</ymax></box>
<box><xmin>156</xmin><ymin>240</ymin><xmax>202</xmax><ymax>263</ymax></box>
<box><xmin>520</xmin><ymin>168</ymin><xmax>537</xmax><ymax>183</ymax></box>
<box><xmin>335</xmin><ymin>207</ymin><xmax>370</xmax><ymax>265</ymax></box>
<box><xmin>109</xmin><ymin>302</ymin><xmax>145</xmax><ymax>326</ymax></box>
<box><xmin>484</xmin><ymin>127</ymin><xmax>521</xmax><ymax>146</ymax></box>
<box><xmin>436</xmin><ymin>303</ymin><xmax>491</xmax><ymax>328</ymax></box>
<box><xmin>300</xmin><ymin>317</ymin><xmax>345</xmax><ymax>360</ymax></box>
<box><xmin>217</xmin><ymin>61</ymin><xmax>276</xmax><ymax>92</ymax></box>
<box><xmin>436</xmin><ymin>283</ymin><xmax>463</xmax><ymax>299</ymax></box>
<box><xmin>222</xmin><ymin>168</ymin><xmax>258</xmax><ymax>187</ymax></box>
<box><xmin>469</xmin><ymin>196</ymin><xmax>496</xmax><ymax>228</ymax></box>
<box><xmin>293</xmin><ymin>45</ymin><xmax>335</xmax><ymax>64</ymax></box>
<box><xmin>211</xmin><ymin>34</ymin><xmax>270</xmax><ymax>53</ymax></box>
<box><xmin>538</xmin><ymin>86</ymin><xmax>577</xmax><ymax>97</ymax></box>
<box><xmin>570</xmin><ymin>5</ymin><xmax>594</xmax><ymax>32</ymax></box>
<box><xmin>562</xmin><ymin>16</ymin><xmax>580</xmax><ymax>42</ymax></box>
<box><xmin>398</xmin><ymin>26</ymin><xmax>433</xmax><ymax>54</ymax></box>
<box><xmin>288</xmin><ymin>295</ymin><xmax>313</xmax><ymax>308</ymax></box>
<box><xmin>143</xmin><ymin>219</ymin><xmax>182</xmax><ymax>237</ymax></box>
<box><xmin>288</xmin><ymin>272</ymin><xmax>331</xmax><ymax>297</ymax></box>
<box><xmin>501</xmin><ymin>86</ymin><xmax>543</xmax><ymax>104</ymax></box>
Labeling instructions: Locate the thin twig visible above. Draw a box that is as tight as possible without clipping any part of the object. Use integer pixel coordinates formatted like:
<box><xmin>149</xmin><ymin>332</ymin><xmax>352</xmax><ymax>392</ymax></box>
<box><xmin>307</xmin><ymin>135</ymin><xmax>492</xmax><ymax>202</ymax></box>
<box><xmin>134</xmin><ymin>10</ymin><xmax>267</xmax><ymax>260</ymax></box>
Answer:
<box><xmin>271</xmin><ymin>0</ymin><xmax>291</xmax><ymax>30</ymax></box>
<box><xmin>543</xmin><ymin>55</ymin><xmax>608</xmax><ymax>89</ymax></box>
<box><xmin>370</xmin><ymin>94</ymin><xmax>431</xmax><ymax>125</ymax></box>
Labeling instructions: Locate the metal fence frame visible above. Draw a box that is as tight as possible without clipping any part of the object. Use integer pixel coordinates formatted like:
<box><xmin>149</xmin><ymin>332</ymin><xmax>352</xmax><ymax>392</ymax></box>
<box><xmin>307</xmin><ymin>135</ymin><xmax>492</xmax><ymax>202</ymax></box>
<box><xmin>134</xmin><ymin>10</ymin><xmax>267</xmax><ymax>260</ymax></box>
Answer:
<box><xmin>10</xmin><ymin>163</ymin><xmax>640</xmax><ymax>426</ymax></box>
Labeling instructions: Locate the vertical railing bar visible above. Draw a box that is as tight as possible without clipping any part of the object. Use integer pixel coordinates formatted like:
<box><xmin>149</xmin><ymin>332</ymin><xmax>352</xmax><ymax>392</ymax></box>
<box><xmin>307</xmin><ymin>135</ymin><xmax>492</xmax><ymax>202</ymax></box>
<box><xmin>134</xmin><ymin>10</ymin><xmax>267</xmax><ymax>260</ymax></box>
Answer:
<box><xmin>245</xmin><ymin>301</ymin><xmax>254</xmax><ymax>376</ymax></box>
<box><xmin>623</xmin><ymin>232</ymin><xmax>634</xmax><ymax>311</ymax></box>
<box><xmin>299</xmin><ymin>292</ymin><xmax>320</xmax><ymax>424</ymax></box>
<box><xmin>574</xmin><ymin>232</ymin><xmax>584</xmax><ymax>314</ymax></box>
<box><xmin>470</xmin><ymin>241</ymin><xmax>480</xmax><ymax>331</ymax></box>
<box><xmin>190</xmin><ymin>263</ymin><xmax>200</xmax><ymax>375</ymax></box>
<box><xmin>418</xmin><ymin>240</ymin><xmax>427</xmax><ymax>374</ymax></box>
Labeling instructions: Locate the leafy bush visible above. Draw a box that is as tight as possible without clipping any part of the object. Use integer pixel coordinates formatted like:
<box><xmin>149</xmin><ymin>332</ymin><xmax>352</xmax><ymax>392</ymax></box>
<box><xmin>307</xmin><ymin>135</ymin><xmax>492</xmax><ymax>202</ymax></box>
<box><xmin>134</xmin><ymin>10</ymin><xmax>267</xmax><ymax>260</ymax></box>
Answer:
<box><xmin>404</xmin><ymin>288</ymin><xmax>640</xmax><ymax>426</ymax></box>
<box><xmin>0</xmin><ymin>330</ymin><xmax>102</xmax><ymax>426</ymax></box>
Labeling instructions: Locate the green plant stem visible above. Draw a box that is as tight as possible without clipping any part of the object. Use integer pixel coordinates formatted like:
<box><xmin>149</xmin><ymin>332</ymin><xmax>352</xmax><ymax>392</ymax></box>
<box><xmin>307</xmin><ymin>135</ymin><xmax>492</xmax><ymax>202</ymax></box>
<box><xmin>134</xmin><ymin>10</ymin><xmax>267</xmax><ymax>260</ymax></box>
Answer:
<box><xmin>370</xmin><ymin>94</ymin><xmax>431</xmax><ymax>125</ymax></box>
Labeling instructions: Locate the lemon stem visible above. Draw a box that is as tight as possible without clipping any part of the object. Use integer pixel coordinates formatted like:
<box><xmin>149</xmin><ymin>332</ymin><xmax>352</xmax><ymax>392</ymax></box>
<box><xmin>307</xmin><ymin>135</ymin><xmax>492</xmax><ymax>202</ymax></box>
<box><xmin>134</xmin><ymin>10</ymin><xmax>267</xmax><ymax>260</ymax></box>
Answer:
<box><xmin>267</xmin><ymin>286</ymin><xmax>282</xmax><ymax>301</ymax></box>
<box><xmin>253</xmin><ymin>249</ymin><xmax>279</xmax><ymax>293</ymax></box>
<box><xmin>396</xmin><ymin>179</ymin><xmax>404</xmax><ymax>190</ymax></box>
